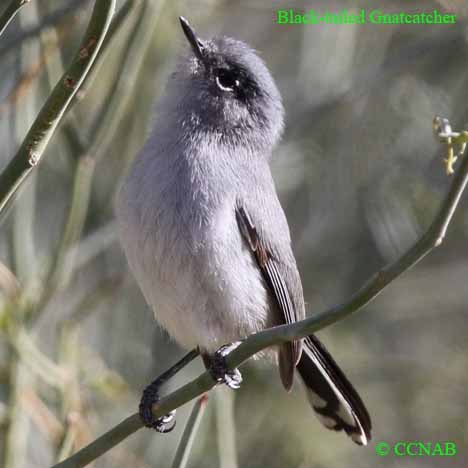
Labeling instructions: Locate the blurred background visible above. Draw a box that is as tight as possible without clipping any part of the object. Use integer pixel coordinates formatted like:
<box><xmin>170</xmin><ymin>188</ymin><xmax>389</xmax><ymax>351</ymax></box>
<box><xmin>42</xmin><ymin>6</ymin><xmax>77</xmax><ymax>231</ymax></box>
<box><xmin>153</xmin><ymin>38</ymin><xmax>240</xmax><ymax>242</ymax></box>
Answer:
<box><xmin>0</xmin><ymin>0</ymin><xmax>467</xmax><ymax>467</ymax></box>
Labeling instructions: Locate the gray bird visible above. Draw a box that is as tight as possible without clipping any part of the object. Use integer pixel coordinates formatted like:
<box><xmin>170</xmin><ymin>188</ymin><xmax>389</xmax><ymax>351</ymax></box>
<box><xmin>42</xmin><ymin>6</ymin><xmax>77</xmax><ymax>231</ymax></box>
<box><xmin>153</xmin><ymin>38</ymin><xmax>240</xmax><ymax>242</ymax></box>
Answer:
<box><xmin>116</xmin><ymin>17</ymin><xmax>371</xmax><ymax>445</ymax></box>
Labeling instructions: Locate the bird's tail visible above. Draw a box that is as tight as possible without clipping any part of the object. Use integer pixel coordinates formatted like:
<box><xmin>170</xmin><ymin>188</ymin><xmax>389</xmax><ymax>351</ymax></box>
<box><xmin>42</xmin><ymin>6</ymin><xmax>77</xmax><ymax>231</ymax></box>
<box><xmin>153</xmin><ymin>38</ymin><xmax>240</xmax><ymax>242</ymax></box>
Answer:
<box><xmin>296</xmin><ymin>335</ymin><xmax>372</xmax><ymax>445</ymax></box>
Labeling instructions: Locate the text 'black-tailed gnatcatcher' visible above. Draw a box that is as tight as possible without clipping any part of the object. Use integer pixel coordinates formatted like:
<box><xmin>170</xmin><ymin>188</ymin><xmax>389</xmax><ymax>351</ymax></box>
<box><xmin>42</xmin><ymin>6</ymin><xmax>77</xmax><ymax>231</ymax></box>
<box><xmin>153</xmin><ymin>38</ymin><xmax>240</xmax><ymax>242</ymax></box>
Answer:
<box><xmin>116</xmin><ymin>16</ymin><xmax>371</xmax><ymax>445</ymax></box>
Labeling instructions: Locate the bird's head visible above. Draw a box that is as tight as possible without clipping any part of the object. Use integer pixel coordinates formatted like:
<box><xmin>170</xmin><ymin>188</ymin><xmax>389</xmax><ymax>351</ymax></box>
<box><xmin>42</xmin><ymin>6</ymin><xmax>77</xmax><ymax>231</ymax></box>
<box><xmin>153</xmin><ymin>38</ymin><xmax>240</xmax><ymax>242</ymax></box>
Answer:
<box><xmin>163</xmin><ymin>17</ymin><xmax>284</xmax><ymax>155</ymax></box>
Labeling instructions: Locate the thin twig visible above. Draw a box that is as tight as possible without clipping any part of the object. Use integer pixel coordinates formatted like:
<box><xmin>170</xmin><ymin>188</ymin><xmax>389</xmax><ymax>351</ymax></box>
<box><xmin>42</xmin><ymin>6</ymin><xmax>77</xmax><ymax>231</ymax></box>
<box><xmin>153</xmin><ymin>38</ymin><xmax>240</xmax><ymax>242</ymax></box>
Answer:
<box><xmin>57</xmin><ymin>0</ymin><xmax>140</xmax><ymax>161</ymax></box>
<box><xmin>34</xmin><ymin>156</ymin><xmax>95</xmax><ymax>315</ymax></box>
<box><xmin>171</xmin><ymin>395</ymin><xmax>209</xmax><ymax>468</ymax></box>
<box><xmin>20</xmin><ymin>387</ymin><xmax>64</xmax><ymax>444</ymax></box>
<box><xmin>215</xmin><ymin>389</ymin><xmax>238</xmax><ymax>468</ymax></box>
<box><xmin>0</xmin><ymin>52</ymin><xmax>49</xmax><ymax>112</ymax></box>
<box><xmin>52</xmin><ymin>413</ymin><xmax>142</xmax><ymax>468</ymax></box>
<box><xmin>65</xmin><ymin>221</ymin><xmax>117</xmax><ymax>272</ymax></box>
<box><xmin>0</xmin><ymin>19</ymin><xmax>74</xmax><ymax>114</ymax></box>
<box><xmin>35</xmin><ymin>2</ymin><xmax>145</xmax><ymax>313</ymax></box>
<box><xmin>75</xmin><ymin>0</ymin><xmax>141</xmax><ymax>101</ymax></box>
<box><xmin>0</xmin><ymin>0</ymin><xmax>116</xmax><ymax>218</ymax></box>
<box><xmin>11</xmin><ymin>0</ymin><xmax>40</xmax><ymax>287</ymax></box>
<box><xmin>52</xmin><ymin>128</ymin><xmax>468</xmax><ymax>468</ymax></box>
<box><xmin>36</xmin><ymin>0</ymin><xmax>157</xmax><ymax>316</ymax></box>
<box><xmin>87</xmin><ymin>0</ymin><xmax>161</xmax><ymax>164</ymax></box>
<box><xmin>67</xmin><ymin>274</ymin><xmax>124</xmax><ymax>325</ymax></box>
<box><xmin>0</xmin><ymin>0</ymin><xmax>90</xmax><ymax>58</ymax></box>
<box><xmin>4</xmin><ymin>362</ymin><xmax>34</xmax><ymax>468</ymax></box>
<box><xmin>0</xmin><ymin>261</ymin><xmax>20</xmax><ymax>298</ymax></box>
<box><xmin>56</xmin><ymin>325</ymin><xmax>83</xmax><ymax>462</ymax></box>
<box><xmin>10</xmin><ymin>326</ymin><xmax>67</xmax><ymax>389</ymax></box>
<box><xmin>0</xmin><ymin>0</ymin><xmax>31</xmax><ymax>37</ymax></box>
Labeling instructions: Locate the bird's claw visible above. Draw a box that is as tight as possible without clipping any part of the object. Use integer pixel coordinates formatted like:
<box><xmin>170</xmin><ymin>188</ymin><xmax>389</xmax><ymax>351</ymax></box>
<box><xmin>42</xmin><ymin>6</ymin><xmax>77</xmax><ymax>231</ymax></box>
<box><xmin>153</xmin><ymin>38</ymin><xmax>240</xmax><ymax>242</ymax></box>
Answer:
<box><xmin>208</xmin><ymin>342</ymin><xmax>243</xmax><ymax>389</ymax></box>
<box><xmin>221</xmin><ymin>368</ymin><xmax>243</xmax><ymax>389</ymax></box>
<box><xmin>139</xmin><ymin>383</ymin><xmax>176</xmax><ymax>432</ymax></box>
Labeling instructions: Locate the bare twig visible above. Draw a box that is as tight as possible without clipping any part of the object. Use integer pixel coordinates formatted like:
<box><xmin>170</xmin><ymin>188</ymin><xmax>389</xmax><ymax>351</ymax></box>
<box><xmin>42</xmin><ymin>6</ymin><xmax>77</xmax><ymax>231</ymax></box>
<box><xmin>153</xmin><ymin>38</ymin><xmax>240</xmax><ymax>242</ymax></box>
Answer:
<box><xmin>0</xmin><ymin>0</ymin><xmax>116</xmax><ymax>217</ymax></box>
<box><xmin>0</xmin><ymin>261</ymin><xmax>20</xmax><ymax>298</ymax></box>
<box><xmin>75</xmin><ymin>0</ymin><xmax>142</xmax><ymax>101</ymax></box>
<box><xmin>171</xmin><ymin>395</ymin><xmax>209</xmax><ymax>468</ymax></box>
<box><xmin>11</xmin><ymin>326</ymin><xmax>67</xmax><ymax>389</ymax></box>
<box><xmin>0</xmin><ymin>22</ymin><xmax>74</xmax><ymax>114</ymax></box>
<box><xmin>56</xmin><ymin>325</ymin><xmax>84</xmax><ymax>462</ymax></box>
<box><xmin>10</xmin><ymin>0</ymin><xmax>40</xmax><ymax>284</ymax></box>
<box><xmin>88</xmin><ymin>0</ymin><xmax>160</xmax><ymax>162</ymax></box>
<box><xmin>0</xmin><ymin>0</ymin><xmax>90</xmax><ymax>58</ymax></box>
<box><xmin>215</xmin><ymin>389</ymin><xmax>238</xmax><ymax>468</ymax></box>
<box><xmin>52</xmin><ymin>120</ymin><xmax>468</xmax><ymax>467</ymax></box>
<box><xmin>35</xmin><ymin>156</ymin><xmax>95</xmax><ymax>313</ymax></box>
<box><xmin>36</xmin><ymin>0</ymin><xmax>157</xmax><ymax>316</ymax></box>
<box><xmin>4</xmin><ymin>362</ymin><xmax>33</xmax><ymax>468</ymax></box>
<box><xmin>66</xmin><ymin>221</ymin><xmax>117</xmax><ymax>272</ymax></box>
<box><xmin>20</xmin><ymin>388</ymin><xmax>64</xmax><ymax>444</ymax></box>
<box><xmin>0</xmin><ymin>0</ymin><xmax>31</xmax><ymax>37</ymax></box>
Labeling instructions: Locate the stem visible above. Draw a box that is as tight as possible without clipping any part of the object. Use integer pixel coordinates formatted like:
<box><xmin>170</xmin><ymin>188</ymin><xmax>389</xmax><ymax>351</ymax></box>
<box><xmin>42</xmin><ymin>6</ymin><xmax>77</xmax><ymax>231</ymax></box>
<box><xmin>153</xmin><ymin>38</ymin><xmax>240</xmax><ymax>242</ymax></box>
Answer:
<box><xmin>0</xmin><ymin>0</ymin><xmax>31</xmax><ymax>37</ymax></box>
<box><xmin>4</xmin><ymin>361</ymin><xmax>34</xmax><ymax>468</ymax></box>
<box><xmin>0</xmin><ymin>0</ymin><xmax>90</xmax><ymax>58</ymax></box>
<box><xmin>215</xmin><ymin>389</ymin><xmax>238</xmax><ymax>468</ymax></box>
<box><xmin>171</xmin><ymin>395</ymin><xmax>209</xmax><ymax>468</ymax></box>
<box><xmin>36</xmin><ymin>156</ymin><xmax>95</xmax><ymax>313</ymax></box>
<box><xmin>75</xmin><ymin>0</ymin><xmax>141</xmax><ymax>100</ymax></box>
<box><xmin>52</xmin><ymin>146</ymin><xmax>468</xmax><ymax>468</ymax></box>
<box><xmin>11</xmin><ymin>1</ymin><xmax>39</xmax><ymax>284</ymax></box>
<box><xmin>0</xmin><ymin>0</ymin><xmax>116</xmax><ymax>218</ymax></box>
<box><xmin>10</xmin><ymin>326</ymin><xmax>66</xmax><ymax>389</ymax></box>
<box><xmin>52</xmin><ymin>413</ymin><xmax>143</xmax><ymax>468</ymax></box>
<box><xmin>88</xmin><ymin>0</ymin><xmax>158</xmax><ymax>163</ymax></box>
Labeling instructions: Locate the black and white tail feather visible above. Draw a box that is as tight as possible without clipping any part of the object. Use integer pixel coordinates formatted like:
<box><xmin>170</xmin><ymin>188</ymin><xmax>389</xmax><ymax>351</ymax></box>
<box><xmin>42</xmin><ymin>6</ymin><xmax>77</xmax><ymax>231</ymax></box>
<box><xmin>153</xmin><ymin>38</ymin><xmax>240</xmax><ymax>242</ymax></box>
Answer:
<box><xmin>235</xmin><ymin>203</ymin><xmax>371</xmax><ymax>445</ymax></box>
<box><xmin>297</xmin><ymin>335</ymin><xmax>372</xmax><ymax>445</ymax></box>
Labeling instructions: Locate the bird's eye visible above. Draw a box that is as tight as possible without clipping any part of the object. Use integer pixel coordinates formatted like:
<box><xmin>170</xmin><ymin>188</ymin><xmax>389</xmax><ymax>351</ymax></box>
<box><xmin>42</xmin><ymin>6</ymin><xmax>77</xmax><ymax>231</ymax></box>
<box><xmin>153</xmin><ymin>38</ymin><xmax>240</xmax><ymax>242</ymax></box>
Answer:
<box><xmin>215</xmin><ymin>69</ymin><xmax>240</xmax><ymax>92</ymax></box>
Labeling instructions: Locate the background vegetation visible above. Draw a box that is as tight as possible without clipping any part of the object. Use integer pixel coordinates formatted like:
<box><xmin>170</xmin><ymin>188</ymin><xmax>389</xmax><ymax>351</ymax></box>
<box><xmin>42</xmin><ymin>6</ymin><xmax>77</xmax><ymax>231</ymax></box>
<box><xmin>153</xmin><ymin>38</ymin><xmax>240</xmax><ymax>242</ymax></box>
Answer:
<box><xmin>0</xmin><ymin>0</ymin><xmax>467</xmax><ymax>467</ymax></box>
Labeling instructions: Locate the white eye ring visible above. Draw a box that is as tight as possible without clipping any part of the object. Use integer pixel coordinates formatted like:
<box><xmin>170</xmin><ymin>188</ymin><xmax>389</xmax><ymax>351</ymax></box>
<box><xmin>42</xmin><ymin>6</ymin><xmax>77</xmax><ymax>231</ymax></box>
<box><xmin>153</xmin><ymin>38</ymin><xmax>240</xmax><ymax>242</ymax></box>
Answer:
<box><xmin>215</xmin><ymin>76</ymin><xmax>239</xmax><ymax>92</ymax></box>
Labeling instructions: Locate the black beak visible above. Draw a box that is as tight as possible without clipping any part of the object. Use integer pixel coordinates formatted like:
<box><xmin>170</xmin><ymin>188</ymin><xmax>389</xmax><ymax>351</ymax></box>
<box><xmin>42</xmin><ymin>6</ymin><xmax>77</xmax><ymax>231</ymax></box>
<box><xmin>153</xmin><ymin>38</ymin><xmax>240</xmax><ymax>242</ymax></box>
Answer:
<box><xmin>179</xmin><ymin>16</ymin><xmax>206</xmax><ymax>65</ymax></box>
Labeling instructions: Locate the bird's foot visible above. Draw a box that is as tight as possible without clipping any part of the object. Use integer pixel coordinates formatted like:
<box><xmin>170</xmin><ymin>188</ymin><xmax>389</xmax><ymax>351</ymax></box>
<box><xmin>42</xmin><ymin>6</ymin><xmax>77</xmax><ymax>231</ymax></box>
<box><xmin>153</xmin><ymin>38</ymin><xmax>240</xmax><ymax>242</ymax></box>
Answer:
<box><xmin>139</xmin><ymin>381</ymin><xmax>176</xmax><ymax>433</ymax></box>
<box><xmin>206</xmin><ymin>342</ymin><xmax>243</xmax><ymax>390</ymax></box>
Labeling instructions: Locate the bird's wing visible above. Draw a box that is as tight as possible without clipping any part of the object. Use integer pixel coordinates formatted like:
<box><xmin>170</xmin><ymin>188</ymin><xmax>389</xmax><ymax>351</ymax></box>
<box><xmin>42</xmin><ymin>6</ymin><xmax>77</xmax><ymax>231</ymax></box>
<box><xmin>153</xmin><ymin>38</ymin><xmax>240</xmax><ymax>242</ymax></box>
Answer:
<box><xmin>235</xmin><ymin>201</ymin><xmax>304</xmax><ymax>390</ymax></box>
<box><xmin>236</xmin><ymin>201</ymin><xmax>372</xmax><ymax>445</ymax></box>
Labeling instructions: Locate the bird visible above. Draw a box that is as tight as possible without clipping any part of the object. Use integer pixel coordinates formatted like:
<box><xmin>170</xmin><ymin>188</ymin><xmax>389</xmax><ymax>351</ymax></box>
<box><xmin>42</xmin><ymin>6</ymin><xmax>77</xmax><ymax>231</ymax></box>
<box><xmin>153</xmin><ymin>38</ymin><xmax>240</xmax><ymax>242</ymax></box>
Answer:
<box><xmin>116</xmin><ymin>16</ymin><xmax>371</xmax><ymax>445</ymax></box>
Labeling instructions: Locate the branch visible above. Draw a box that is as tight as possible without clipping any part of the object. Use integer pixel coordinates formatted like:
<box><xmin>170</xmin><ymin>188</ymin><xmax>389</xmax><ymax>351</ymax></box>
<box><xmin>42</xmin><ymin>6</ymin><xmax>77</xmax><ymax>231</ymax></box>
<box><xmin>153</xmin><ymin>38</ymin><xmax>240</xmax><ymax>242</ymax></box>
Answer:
<box><xmin>0</xmin><ymin>0</ymin><xmax>91</xmax><ymax>58</ymax></box>
<box><xmin>171</xmin><ymin>395</ymin><xmax>208</xmax><ymax>468</ymax></box>
<box><xmin>33</xmin><ymin>156</ymin><xmax>95</xmax><ymax>316</ymax></box>
<box><xmin>0</xmin><ymin>0</ymin><xmax>116</xmax><ymax>217</ymax></box>
<box><xmin>86</xmin><ymin>0</ymin><xmax>155</xmax><ymax>162</ymax></box>
<box><xmin>215</xmin><ymin>388</ymin><xmax>238</xmax><ymax>468</ymax></box>
<box><xmin>71</xmin><ymin>0</ymin><xmax>142</xmax><ymax>103</ymax></box>
<box><xmin>0</xmin><ymin>0</ymin><xmax>30</xmax><ymax>37</ymax></box>
<box><xmin>52</xmin><ymin>123</ymin><xmax>468</xmax><ymax>468</ymax></box>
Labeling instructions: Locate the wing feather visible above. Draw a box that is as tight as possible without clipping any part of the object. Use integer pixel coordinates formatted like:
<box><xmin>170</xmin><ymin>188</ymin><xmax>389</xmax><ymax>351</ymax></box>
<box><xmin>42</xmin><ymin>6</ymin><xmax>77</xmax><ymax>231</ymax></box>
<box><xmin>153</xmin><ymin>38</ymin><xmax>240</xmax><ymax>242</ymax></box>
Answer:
<box><xmin>235</xmin><ymin>203</ymin><xmax>302</xmax><ymax>389</ymax></box>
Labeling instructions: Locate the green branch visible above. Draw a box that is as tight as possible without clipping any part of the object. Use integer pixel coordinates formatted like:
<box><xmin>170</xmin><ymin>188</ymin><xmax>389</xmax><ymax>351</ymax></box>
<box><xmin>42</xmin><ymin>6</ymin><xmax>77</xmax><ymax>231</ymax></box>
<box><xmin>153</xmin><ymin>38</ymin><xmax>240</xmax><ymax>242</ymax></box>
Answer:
<box><xmin>87</xmin><ymin>0</ymin><xmax>156</xmax><ymax>162</ymax></box>
<box><xmin>0</xmin><ymin>0</ymin><xmax>30</xmax><ymax>37</ymax></box>
<box><xmin>35</xmin><ymin>156</ymin><xmax>95</xmax><ymax>316</ymax></box>
<box><xmin>0</xmin><ymin>0</ymin><xmax>116</xmax><ymax>217</ymax></box>
<box><xmin>0</xmin><ymin>0</ymin><xmax>90</xmax><ymax>57</ymax></box>
<box><xmin>52</xmin><ymin>121</ymin><xmax>468</xmax><ymax>468</ymax></box>
<box><xmin>171</xmin><ymin>395</ymin><xmax>209</xmax><ymax>468</ymax></box>
<box><xmin>71</xmin><ymin>0</ymin><xmax>142</xmax><ymax>106</ymax></box>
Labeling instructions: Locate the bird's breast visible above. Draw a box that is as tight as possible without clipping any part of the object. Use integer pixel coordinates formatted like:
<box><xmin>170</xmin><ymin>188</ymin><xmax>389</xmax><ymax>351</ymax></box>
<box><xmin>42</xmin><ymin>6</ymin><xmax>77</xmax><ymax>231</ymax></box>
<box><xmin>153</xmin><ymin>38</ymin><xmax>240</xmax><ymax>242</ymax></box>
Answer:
<box><xmin>116</xmin><ymin>146</ymin><xmax>271</xmax><ymax>351</ymax></box>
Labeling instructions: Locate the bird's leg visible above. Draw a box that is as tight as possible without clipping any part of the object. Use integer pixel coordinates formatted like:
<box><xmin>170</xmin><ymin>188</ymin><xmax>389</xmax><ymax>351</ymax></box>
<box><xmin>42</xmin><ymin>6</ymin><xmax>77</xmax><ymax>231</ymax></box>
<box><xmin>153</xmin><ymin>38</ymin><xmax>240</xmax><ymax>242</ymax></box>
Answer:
<box><xmin>140</xmin><ymin>348</ymin><xmax>199</xmax><ymax>432</ymax></box>
<box><xmin>202</xmin><ymin>342</ymin><xmax>243</xmax><ymax>390</ymax></box>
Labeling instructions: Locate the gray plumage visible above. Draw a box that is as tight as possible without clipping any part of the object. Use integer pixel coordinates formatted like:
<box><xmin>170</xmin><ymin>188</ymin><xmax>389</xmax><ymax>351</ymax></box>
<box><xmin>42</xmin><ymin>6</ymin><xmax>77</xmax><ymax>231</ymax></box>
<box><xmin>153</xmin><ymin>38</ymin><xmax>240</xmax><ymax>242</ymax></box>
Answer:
<box><xmin>116</xmin><ymin>18</ymin><xmax>371</xmax><ymax>445</ymax></box>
